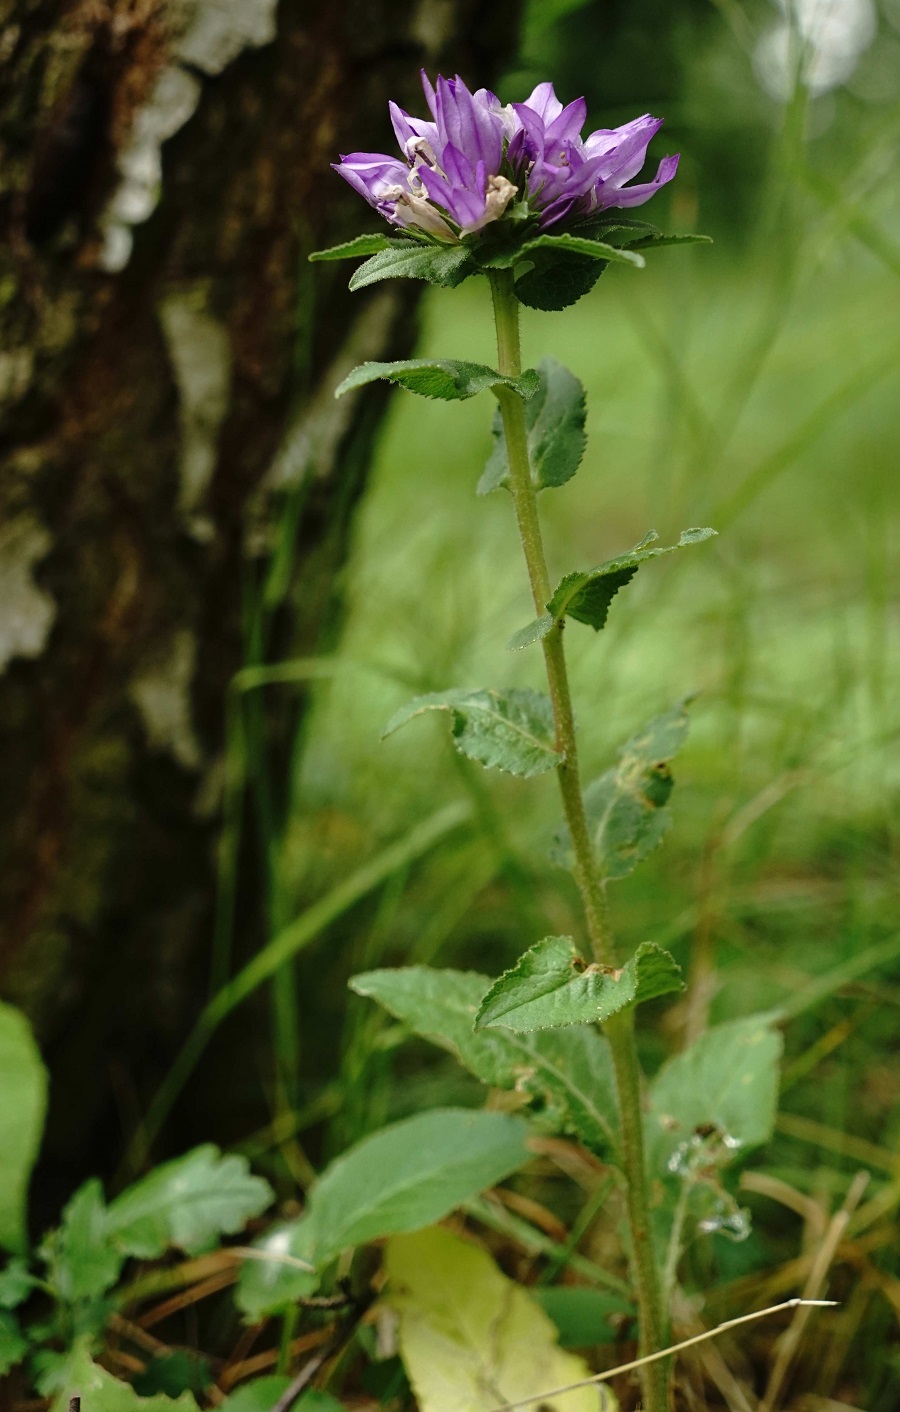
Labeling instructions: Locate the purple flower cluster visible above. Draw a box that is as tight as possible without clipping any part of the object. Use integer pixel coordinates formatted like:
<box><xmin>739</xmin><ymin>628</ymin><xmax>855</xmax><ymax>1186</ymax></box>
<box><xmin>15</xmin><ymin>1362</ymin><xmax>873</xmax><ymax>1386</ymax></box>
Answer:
<box><xmin>335</xmin><ymin>73</ymin><xmax>679</xmax><ymax>242</ymax></box>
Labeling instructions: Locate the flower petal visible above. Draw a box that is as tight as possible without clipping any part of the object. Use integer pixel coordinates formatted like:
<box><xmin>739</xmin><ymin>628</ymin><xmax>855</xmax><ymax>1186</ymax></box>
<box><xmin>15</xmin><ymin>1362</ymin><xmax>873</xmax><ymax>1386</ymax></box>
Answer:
<box><xmin>600</xmin><ymin>153</ymin><xmax>680</xmax><ymax>208</ymax></box>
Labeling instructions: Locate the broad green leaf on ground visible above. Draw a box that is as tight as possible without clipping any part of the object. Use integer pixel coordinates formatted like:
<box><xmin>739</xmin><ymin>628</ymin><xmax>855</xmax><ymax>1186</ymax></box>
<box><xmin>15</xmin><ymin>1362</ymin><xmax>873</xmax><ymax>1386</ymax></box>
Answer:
<box><xmin>534</xmin><ymin>1287</ymin><xmax>635</xmax><ymax>1348</ymax></box>
<box><xmin>132</xmin><ymin>1351</ymin><xmax>212</xmax><ymax>1399</ymax></box>
<box><xmin>0</xmin><ymin>1310</ymin><xmax>27</xmax><ymax>1376</ymax></box>
<box><xmin>235</xmin><ymin>1216</ymin><xmax>319</xmax><ymax>1319</ymax></box>
<box><xmin>479</xmin><ymin>359</ymin><xmax>587</xmax><ymax>495</ymax></box>
<box><xmin>386</xmin><ymin>1227</ymin><xmax>613</xmax><ymax>1412</ymax></box>
<box><xmin>220</xmin><ymin>1378</ymin><xmax>343</xmax><ymax>1412</ymax></box>
<box><xmin>383</xmin><ymin>688</ymin><xmax>561</xmax><ymax>778</ymax></box>
<box><xmin>554</xmin><ymin>702</ymin><xmax>691</xmax><ymax>881</ymax></box>
<box><xmin>47</xmin><ymin>1178</ymin><xmax>122</xmax><ymax>1302</ymax></box>
<box><xmin>238</xmin><ymin>1109</ymin><xmax>531</xmax><ymax>1318</ymax></box>
<box><xmin>348</xmin><ymin>242</ymin><xmax>475</xmax><ymax>291</ymax></box>
<box><xmin>335</xmin><ymin>359</ymin><xmax>538</xmax><ymax>403</ymax></box>
<box><xmin>0</xmin><ymin>1001</ymin><xmax>48</xmax><ymax>1253</ymax></box>
<box><xmin>547</xmin><ymin>528</ymin><xmax>716</xmax><ymax>632</ymax></box>
<box><xmin>51</xmin><ymin>1339</ymin><xmax>199</xmax><ymax>1412</ymax></box>
<box><xmin>475</xmin><ymin>938</ymin><xmax>683</xmax><ymax>1033</ymax></box>
<box><xmin>308</xmin><ymin>233</ymin><xmax>398</xmax><ymax>261</ymax></box>
<box><xmin>106</xmin><ymin>1145</ymin><xmax>272</xmax><ymax>1259</ymax></box>
<box><xmin>351</xmin><ymin>967</ymin><xmax>619</xmax><ymax>1153</ymax></box>
<box><xmin>310</xmin><ymin>1108</ymin><xmax>531</xmax><ymax>1263</ymax></box>
<box><xmin>648</xmin><ymin>1016</ymin><xmax>783</xmax><ymax>1174</ymax></box>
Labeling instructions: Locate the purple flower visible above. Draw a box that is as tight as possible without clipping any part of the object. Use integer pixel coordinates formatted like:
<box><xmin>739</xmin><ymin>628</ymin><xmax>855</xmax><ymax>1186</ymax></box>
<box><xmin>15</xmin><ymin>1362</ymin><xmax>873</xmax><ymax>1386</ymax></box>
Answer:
<box><xmin>334</xmin><ymin>73</ymin><xmax>679</xmax><ymax>241</ymax></box>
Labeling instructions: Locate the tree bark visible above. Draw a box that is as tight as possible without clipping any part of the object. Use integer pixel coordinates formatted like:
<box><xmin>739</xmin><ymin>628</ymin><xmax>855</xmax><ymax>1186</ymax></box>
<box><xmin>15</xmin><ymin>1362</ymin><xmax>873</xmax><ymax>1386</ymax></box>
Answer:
<box><xmin>0</xmin><ymin>0</ymin><xmax>519</xmax><ymax>1211</ymax></box>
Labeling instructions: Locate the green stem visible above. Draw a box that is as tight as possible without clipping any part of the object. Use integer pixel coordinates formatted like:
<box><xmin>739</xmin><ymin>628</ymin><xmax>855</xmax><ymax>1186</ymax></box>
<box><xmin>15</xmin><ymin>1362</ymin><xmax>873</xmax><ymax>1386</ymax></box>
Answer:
<box><xmin>489</xmin><ymin>268</ymin><xmax>670</xmax><ymax>1412</ymax></box>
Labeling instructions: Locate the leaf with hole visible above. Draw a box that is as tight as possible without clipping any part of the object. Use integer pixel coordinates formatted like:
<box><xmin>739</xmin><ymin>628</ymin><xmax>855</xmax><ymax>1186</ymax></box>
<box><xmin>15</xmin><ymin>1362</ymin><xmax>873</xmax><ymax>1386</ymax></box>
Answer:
<box><xmin>106</xmin><ymin>1145</ymin><xmax>272</xmax><ymax>1259</ymax></box>
<box><xmin>348</xmin><ymin>242</ymin><xmax>475</xmax><ymax>291</ymax></box>
<box><xmin>385</xmin><ymin>1227</ymin><xmax>611</xmax><ymax>1412</ymax></box>
<box><xmin>383</xmin><ymin>687</ymin><xmax>561</xmax><ymax>778</ymax></box>
<box><xmin>351</xmin><ymin>967</ymin><xmax>619</xmax><ymax>1153</ymax></box>
<box><xmin>479</xmin><ymin>359</ymin><xmax>587</xmax><ymax>496</ymax></box>
<box><xmin>335</xmin><ymin>359</ymin><xmax>539</xmax><ymax>403</ymax></box>
<box><xmin>554</xmin><ymin>701</ymin><xmax>692</xmax><ymax>881</ymax></box>
<box><xmin>475</xmin><ymin>936</ymin><xmax>683</xmax><ymax>1033</ymax></box>
<box><xmin>0</xmin><ymin>1002</ymin><xmax>47</xmax><ymax>1253</ymax></box>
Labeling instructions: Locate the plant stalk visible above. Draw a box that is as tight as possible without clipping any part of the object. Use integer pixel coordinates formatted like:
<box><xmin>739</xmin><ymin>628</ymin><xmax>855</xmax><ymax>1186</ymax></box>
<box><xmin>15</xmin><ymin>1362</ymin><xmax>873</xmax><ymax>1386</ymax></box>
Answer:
<box><xmin>489</xmin><ymin>267</ymin><xmax>670</xmax><ymax>1412</ymax></box>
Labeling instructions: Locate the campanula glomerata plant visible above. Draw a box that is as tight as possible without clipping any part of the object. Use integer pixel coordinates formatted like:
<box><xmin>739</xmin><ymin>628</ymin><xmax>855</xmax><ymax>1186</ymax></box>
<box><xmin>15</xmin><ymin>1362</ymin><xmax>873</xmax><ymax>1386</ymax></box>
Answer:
<box><xmin>307</xmin><ymin>71</ymin><xmax>790</xmax><ymax>1412</ymax></box>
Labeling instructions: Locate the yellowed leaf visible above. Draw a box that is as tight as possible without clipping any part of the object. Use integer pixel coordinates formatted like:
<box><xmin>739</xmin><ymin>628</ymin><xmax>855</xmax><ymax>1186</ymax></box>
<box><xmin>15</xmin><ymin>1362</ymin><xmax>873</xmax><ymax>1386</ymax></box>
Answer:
<box><xmin>385</xmin><ymin>1226</ymin><xmax>615</xmax><ymax>1412</ymax></box>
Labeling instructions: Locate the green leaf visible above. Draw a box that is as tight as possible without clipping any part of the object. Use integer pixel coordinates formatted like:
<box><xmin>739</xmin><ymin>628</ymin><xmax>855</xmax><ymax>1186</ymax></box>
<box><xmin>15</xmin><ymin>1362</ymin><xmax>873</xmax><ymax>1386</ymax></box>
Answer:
<box><xmin>51</xmin><ymin>1339</ymin><xmax>200</xmax><ymax>1412</ymax></box>
<box><xmin>628</xmin><ymin>232</ymin><xmax>714</xmax><ymax>252</ymax></box>
<box><xmin>234</xmin><ymin>1216</ymin><xmax>319</xmax><ymax>1320</ymax></box>
<box><xmin>308</xmin><ymin>233</ymin><xmax>399</xmax><ymax>261</ymax></box>
<box><xmin>238</xmin><ymin>1109</ymin><xmax>531</xmax><ymax>1317</ymax></box>
<box><xmin>0</xmin><ymin>1309</ymin><xmax>28</xmax><ymax>1376</ymax></box>
<box><xmin>475</xmin><ymin>937</ymin><xmax>683</xmax><ymax>1033</ymax></box>
<box><xmin>335</xmin><ymin>358</ymin><xmax>538</xmax><ymax>403</ymax></box>
<box><xmin>385</xmin><ymin>1227</ymin><xmax>612</xmax><ymax>1412</ymax></box>
<box><xmin>106</xmin><ymin>1145</ymin><xmax>272</xmax><ymax>1259</ymax></box>
<box><xmin>350</xmin><ymin>967</ymin><xmax>619</xmax><ymax>1153</ymax></box>
<box><xmin>533</xmin><ymin>1286</ymin><xmax>634</xmax><ymax>1347</ymax></box>
<box><xmin>478</xmin><ymin>358</ymin><xmax>587</xmax><ymax>496</ymax></box>
<box><xmin>48</xmin><ymin>1178</ymin><xmax>122</xmax><ymax>1302</ymax></box>
<box><xmin>0</xmin><ymin>1257</ymin><xmax>37</xmax><ymax>1309</ymax></box>
<box><xmin>220</xmin><ymin>1380</ymin><xmax>341</xmax><ymax>1412</ymax></box>
<box><xmin>348</xmin><ymin>242</ymin><xmax>474</xmax><ymax>291</ymax></box>
<box><xmin>554</xmin><ymin>701</ymin><xmax>692</xmax><ymax>881</ymax></box>
<box><xmin>546</xmin><ymin>527</ymin><xmax>717</xmax><ymax>632</ymax></box>
<box><xmin>519</xmin><ymin>233</ymin><xmax>645</xmax><ymax>268</ymax></box>
<box><xmin>514</xmin><ymin>253</ymin><xmax>607</xmax><ymax>311</ymax></box>
<box><xmin>132</xmin><ymin>1352</ymin><xmax>212</xmax><ymax>1399</ymax></box>
<box><xmin>648</xmin><ymin>1016</ymin><xmax>783</xmax><ymax>1173</ymax></box>
<box><xmin>0</xmin><ymin>1002</ymin><xmax>48</xmax><ymax>1253</ymax></box>
<box><xmin>507</xmin><ymin>613</ymin><xmax>554</xmax><ymax>652</ymax></box>
<box><xmin>310</xmin><ymin>1108</ymin><xmax>531</xmax><ymax>1264</ymax></box>
<box><xmin>383</xmin><ymin>687</ymin><xmax>561</xmax><ymax>779</ymax></box>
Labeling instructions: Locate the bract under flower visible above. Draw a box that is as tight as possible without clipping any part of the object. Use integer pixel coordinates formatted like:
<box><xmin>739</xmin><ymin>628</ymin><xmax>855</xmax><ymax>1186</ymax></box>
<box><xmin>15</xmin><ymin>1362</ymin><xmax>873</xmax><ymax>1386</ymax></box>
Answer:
<box><xmin>334</xmin><ymin>73</ymin><xmax>679</xmax><ymax>242</ymax></box>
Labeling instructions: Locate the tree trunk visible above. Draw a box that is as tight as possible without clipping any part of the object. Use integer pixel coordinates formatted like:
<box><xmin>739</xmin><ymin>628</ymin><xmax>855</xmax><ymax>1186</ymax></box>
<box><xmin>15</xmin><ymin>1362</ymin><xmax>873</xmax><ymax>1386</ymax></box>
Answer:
<box><xmin>0</xmin><ymin>0</ymin><xmax>519</xmax><ymax>1213</ymax></box>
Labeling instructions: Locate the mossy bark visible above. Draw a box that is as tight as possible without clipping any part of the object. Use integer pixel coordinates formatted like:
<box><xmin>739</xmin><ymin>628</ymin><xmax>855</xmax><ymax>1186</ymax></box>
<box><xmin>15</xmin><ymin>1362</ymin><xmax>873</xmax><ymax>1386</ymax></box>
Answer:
<box><xmin>0</xmin><ymin>0</ymin><xmax>519</xmax><ymax>1213</ymax></box>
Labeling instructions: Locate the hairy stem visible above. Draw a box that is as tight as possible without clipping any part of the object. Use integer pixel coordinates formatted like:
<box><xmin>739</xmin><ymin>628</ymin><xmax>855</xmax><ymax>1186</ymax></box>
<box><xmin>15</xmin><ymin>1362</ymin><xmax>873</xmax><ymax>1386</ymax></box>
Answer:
<box><xmin>489</xmin><ymin>267</ymin><xmax>670</xmax><ymax>1412</ymax></box>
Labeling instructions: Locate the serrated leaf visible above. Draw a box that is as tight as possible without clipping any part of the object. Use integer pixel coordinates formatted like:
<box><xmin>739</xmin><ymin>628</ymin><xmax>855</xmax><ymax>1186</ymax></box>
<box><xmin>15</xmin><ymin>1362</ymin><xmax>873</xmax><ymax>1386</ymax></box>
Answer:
<box><xmin>51</xmin><ymin>1339</ymin><xmax>199</xmax><ymax>1412</ymax></box>
<box><xmin>555</xmin><ymin>702</ymin><xmax>691</xmax><ymax>881</ymax></box>
<box><xmin>0</xmin><ymin>1002</ymin><xmax>47</xmax><ymax>1253</ymax></box>
<box><xmin>0</xmin><ymin>1257</ymin><xmax>37</xmax><ymax>1310</ymax></box>
<box><xmin>0</xmin><ymin>1309</ymin><xmax>28</xmax><ymax>1376</ymax></box>
<box><xmin>628</xmin><ymin>232</ymin><xmax>714</xmax><ymax>251</ymax></box>
<box><xmin>308</xmin><ymin>233</ymin><xmax>400</xmax><ymax>261</ymax></box>
<box><xmin>519</xmin><ymin>233</ymin><xmax>645</xmax><ymax>269</ymax></box>
<box><xmin>335</xmin><ymin>358</ymin><xmax>539</xmax><ymax>403</ymax></box>
<box><xmin>546</xmin><ymin>527</ymin><xmax>717</xmax><ymax>632</ymax></box>
<box><xmin>310</xmin><ymin>1108</ymin><xmax>531</xmax><ymax>1263</ymax></box>
<box><xmin>476</xmin><ymin>937</ymin><xmax>683</xmax><ymax>1033</ymax></box>
<box><xmin>350</xmin><ymin>967</ymin><xmax>619</xmax><ymax>1153</ymax></box>
<box><xmin>48</xmin><ymin>1178</ymin><xmax>122</xmax><ymax>1302</ymax></box>
<box><xmin>385</xmin><ymin>1227</ymin><xmax>612</xmax><ymax>1412</ymax></box>
<box><xmin>515</xmin><ymin>254</ymin><xmax>607</xmax><ymax>311</ymax></box>
<box><xmin>383</xmin><ymin>687</ymin><xmax>561</xmax><ymax>778</ymax></box>
<box><xmin>648</xmin><ymin>1017</ymin><xmax>783</xmax><ymax>1174</ymax></box>
<box><xmin>106</xmin><ymin>1145</ymin><xmax>272</xmax><ymax>1259</ymax></box>
<box><xmin>234</xmin><ymin>1216</ymin><xmax>319</xmax><ymax>1320</ymax></box>
<box><xmin>349</xmin><ymin>242</ymin><xmax>474</xmax><ymax>291</ymax></box>
<box><xmin>132</xmin><ymin>1351</ymin><xmax>212</xmax><ymax>1399</ymax></box>
<box><xmin>479</xmin><ymin>359</ymin><xmax>587</xmax><ymax>497</ymax></box>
